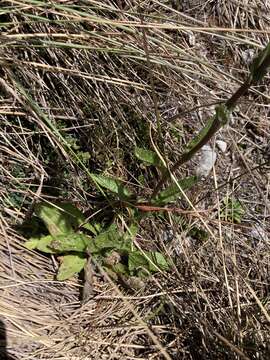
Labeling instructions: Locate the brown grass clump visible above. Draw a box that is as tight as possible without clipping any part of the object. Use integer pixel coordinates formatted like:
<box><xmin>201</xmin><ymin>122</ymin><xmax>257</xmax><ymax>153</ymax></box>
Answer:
<box><xmin>0</xmin><ymin>1</ymin><xmax>270</xmax><ymax>359</ymax></box>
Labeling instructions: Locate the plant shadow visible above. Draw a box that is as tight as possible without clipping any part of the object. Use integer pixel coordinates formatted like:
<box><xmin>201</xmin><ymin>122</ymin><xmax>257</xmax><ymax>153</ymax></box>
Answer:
<box><xmin>0</xmin><ymin>319</ymin><xmax>18</xmax><ymax>360</ymax></box>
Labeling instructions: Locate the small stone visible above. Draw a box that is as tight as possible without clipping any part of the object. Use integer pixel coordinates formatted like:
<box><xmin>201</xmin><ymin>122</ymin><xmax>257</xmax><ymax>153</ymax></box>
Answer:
<box><xmin>250</xmin><ymin>226</ymin><xmax>267</xmax><ymax>241</ymax></box>
<box><xmin>242</xmin><ymin>48</ymin><xmax>255</xmax><ymax>64</ymax></box>
<box><xmin>250</xmin><ymin>226</ymin><xmax>268</xmax><ymax>250</ymax></box>
<box><xmin>162</xmin><ymin>229</ymin><xmax>174</xmax><ymax>243</ymax></box>
<box><xmin>216</xmin><ymin>140</ymin><xmax>227</xmax><ymax>153</ymax></box>
<box><xmin>196</xmin><ymin>145</ymin><xmax>217</xmax><ymax>178</ymax></box>
<box><xmin>186</xmin><ymin>31</ymin><xmax>196</xmax><ymax>46</ymax></box>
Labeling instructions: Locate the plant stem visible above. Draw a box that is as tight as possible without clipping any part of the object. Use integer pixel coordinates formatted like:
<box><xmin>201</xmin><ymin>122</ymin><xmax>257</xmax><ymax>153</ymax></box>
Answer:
<box><xmin>151</xmin><ymin>41</ymin><xmax>270</xmax><ymax>198</ymax></box>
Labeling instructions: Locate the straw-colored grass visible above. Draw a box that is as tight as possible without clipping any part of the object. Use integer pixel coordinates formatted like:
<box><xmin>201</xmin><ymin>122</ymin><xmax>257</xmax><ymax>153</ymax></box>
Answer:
<box><xmin>1</xmin><ymin>1</ymin><xmax>270</xmax><ymax>359</ymax></box>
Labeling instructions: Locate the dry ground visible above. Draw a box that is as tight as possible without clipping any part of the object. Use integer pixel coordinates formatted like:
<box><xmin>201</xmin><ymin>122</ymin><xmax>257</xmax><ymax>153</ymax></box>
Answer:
<box><xmin>0</xmin><ymin>1</ymin><xmax>270</xmax><ymax>359</ymax></box>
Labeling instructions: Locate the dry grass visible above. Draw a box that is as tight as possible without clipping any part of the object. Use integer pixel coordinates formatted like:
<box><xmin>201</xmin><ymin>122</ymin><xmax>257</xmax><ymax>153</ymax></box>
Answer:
<box><xmin>1</xmin><ymin>1</ymin><xmax>270</xmax><ymax>359</ymax></box>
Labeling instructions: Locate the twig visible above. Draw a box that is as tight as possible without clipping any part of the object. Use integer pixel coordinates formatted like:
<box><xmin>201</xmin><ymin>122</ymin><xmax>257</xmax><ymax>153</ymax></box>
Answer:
<box><xmin>82</xmin><ymin>255</ymin><xmax>94</xmax><ymax>304</ymax></box>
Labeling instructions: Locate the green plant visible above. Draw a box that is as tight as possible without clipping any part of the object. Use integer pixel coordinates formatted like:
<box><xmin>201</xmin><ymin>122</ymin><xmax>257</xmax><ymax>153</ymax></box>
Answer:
<box><xmin>21</xmin><ymin>41</ymin><xmax>270</xmax><ymax>290</ymax></box>
<box><xmin>220</xmin><ymin>197</ymin><xmax>245</xmax><ymax>224</ymax></box>
<box><xmin>23</xmin><ymin>140</ymin><xmax>197</xmax><ymax>283</ymax></box>
<box><xmin>24</xmin><ymin>201</ymin><xmax>170</xmax><ymax>281</ymax></box>
<box><xmin>134</xmin><ymin>147</ymin><xmax>198</xmax><ymax>204</ymax></box>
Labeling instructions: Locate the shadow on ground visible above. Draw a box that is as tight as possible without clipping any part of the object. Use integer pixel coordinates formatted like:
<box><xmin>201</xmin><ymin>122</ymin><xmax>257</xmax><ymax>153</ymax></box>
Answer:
<box><xmin>0</xmin><ymin>319</ymin><xmax>17</xmax><ymax>360</ymax></box>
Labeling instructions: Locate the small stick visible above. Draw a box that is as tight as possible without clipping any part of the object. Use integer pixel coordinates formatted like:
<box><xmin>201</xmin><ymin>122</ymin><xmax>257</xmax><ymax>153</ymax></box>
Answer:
<box><xmin>82</xmin><ymin>253</ymin><xmax>94</xmax><ymax>304</ymax></box>
<box><xmin>135</xmin><ymin>204</ymin><xmax>207</xmax><ymax>214</ymax></box>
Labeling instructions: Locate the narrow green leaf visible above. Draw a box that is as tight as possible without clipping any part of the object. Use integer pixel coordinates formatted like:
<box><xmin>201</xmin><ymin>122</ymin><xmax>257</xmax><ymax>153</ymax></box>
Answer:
<box><xmin>215</xmin><ymin>104</ymin><xmax>230</xmax><ymax>126</ymax></box>
<box><xmin>185</xmin><ymin>118</ymin><xmax>215</xmax><ymax>154</ymax></box>
<box><xmin>49</xmin><ymin>233</ymin><xmax>91</xmax><ymax>252</ymax></box>
<box><xmin>90</xmin><ymin>173</ymin><xmax>133</xmax><ymax>199</ymax></box>
<box><xmin>134</xmin><ymin>147</ymin><xmax>163</xmax><ymax>168</ymax></box>
<box><xmin>57</xmin><ymin>254</ymin><xmax>86</xmax><ymax>281</ymax></box>
<box><xmin>153</xmin><ymin>176</ymin><xmax>197</xmax><ymax>205</ymax></box>
<box><xmin>250</xmin><ymin>42</ymin><xmax>270</xmax><ymax>82</ymax></box>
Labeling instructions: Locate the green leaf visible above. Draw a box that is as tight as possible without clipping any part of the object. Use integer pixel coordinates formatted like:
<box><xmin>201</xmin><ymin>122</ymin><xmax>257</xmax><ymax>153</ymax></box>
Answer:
<box><xmin>123</xmin><ymin>223</ymin><xmax>138</xmax><ymax>241</ymax></box>
<box><xmin>250</xmin><ymin>42</ymin><xmax>270</xmax><ymax>82</ymax></box>
<box><xmin>35</xmin><ymin>203</ymin><xmax>74</xmax><ymax>236</ymax></box>
<box><xmin>153</xmin><ymin>176</ymin><xmax>197</xmax><ymax>205</ymax></box>
<box><xmin>220</xmin><ymin>198</ymin><xmax>245</xmax><ymax>224</ymax></box>
<box><xmin>128</xmin><ymin>250</ymin><xmax>170</xmax><ymax>274</ymax></box>
<box><xmin>49</xmin><ymin>233</ymin><xmax>91</xmax><ymax>252</ymax></box>
<box><xmin>57</xmin><ymin>202</ymin><xmax>98</xmax><ymax>234</ymax></box>
<box><xmin>111</xmin><ymin>263</ymin><xmax>129</xmax><ymax>276</ymax></box>
<box><xmin>56</xmin><ymin>202</ymin><xmax>87</xmax><ymax>227</ymax></box>
<box><xmin>24</xmin><ymin>238</ymin><xmax>39</xmax><ymax>250</ymax></box>
<box><xmin>134</xmin><ymin>147</ymin><xmax>164</xmax><ymax>168</ymax></box>
<box><xmin>147</xmin><ymin>252</ymin><xmax>170</xmax><ymax>272</ymax></box>
<box><xmin>181</xmin><ymin>106</ymin><xmax>229</xmax><ymax>160</ymax></box>
<box><xmin>83</xmin><ymin>220</ymin><xmax>101</xmax><ymax>235</ymax></box>
<box><xmin>90</xmin><ymin>173</ymin><xmax>133</xmax><ymax>199</ymax></box>
<box><xmin>57</xmin><ymin>254</ymin><xmax>87</xmax><ymax>281</ymax></box>
<box><xmin>128</xmin><ymin>251</ymin><xmax>148</xmax><ymax>273</ymax></box>
<box><xmin>24</xmin><ymin>235</ymin><xmax>63</xmax><ymax>254</ymax></box>
<box><xmin>87</xmin><ymin>225</ymin><xmax>132</xmax><ymax>254</ymax></box>
<box><xmin>35</xmin><ymin>202</ymin><xmax>98</xmax><ymax>236</ymax></box>
<box><xmin>185</xmin><ymin>117</ymin><xmax>215</xmax><ymax>153</ymax></box>
<box><xmin>36</xmin><ymin>235</ymin><xmax>58</xmax><ymax>254</ymax></box>
<box><xmin>215</xmin><ymin>104</ymin><xmax>230</xmax><ymax>126</ymax></box>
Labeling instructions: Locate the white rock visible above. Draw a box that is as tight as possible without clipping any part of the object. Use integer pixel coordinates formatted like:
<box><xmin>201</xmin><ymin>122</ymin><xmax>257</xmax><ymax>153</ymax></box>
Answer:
<box><xmin>242</xmin><ymin>48</ymin><xmax>255</xmax><ymax>64</ymax></box>
<box><xmin>250</xmin><ymin>226</ymin><xmax>268</xmax><ymax>241</ymax></box>
<box><xmin>250</xmin><ymin>225</ymin><xmax>268</xmax><ymax>250</ymax></box>
<box><xmin>196</xmin><ymin>145</ymin><xmax>217</xmax><ymax>178</ymax></box>
<box><xmin>186</xmin><ymin>31</ymin><xmax>196</xmax><ymax>46</ymax></box>
<box><xmin>216</xmin><ymin>140</ymin><xmax>227</xmax><ymax>153</ymax></box>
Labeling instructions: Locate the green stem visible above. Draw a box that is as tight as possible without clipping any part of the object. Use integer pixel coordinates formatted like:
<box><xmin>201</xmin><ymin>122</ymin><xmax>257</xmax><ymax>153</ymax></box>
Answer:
<box><xmin>151</xmin><ymin>41</ymin><xmax>270</xmax><ymax>199</ymax></box>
